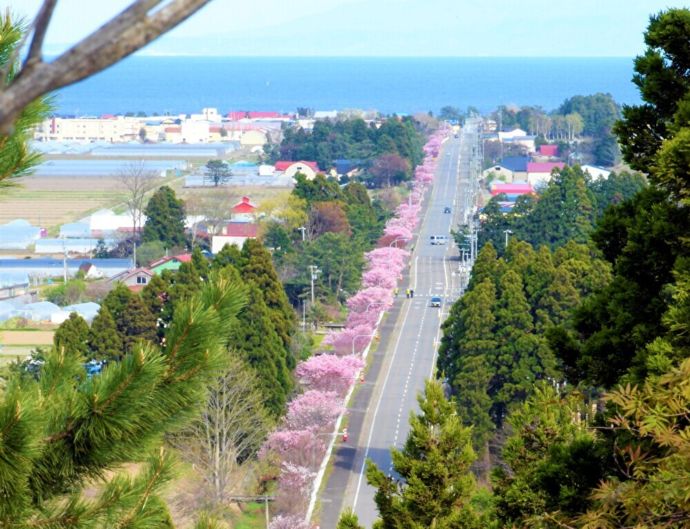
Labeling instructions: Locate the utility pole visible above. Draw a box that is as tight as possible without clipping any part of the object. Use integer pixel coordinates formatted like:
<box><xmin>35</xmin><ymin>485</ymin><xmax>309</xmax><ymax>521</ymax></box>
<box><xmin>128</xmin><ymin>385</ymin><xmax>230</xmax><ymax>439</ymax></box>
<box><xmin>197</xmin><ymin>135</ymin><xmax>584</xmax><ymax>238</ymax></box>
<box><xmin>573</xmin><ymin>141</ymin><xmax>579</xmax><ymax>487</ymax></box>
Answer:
<box><xmin>62</xmin><ymin>236</ymin><xmax>68</xmax><ymax>283</ymax></box>
<box><xmin>308</xmin><ymin>265</ymin><xmax>320</xmax><ymax>305</ymax></box>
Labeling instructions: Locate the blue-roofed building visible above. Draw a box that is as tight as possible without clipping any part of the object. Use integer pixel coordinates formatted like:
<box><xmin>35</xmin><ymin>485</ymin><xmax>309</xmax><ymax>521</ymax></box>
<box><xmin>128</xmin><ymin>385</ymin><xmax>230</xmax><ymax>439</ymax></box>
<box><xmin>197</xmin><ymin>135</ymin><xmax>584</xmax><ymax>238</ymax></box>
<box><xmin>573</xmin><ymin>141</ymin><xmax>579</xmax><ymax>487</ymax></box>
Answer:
<box><xmin>333</xmin><ymin>159</ymin><xmax>364</xmax><ymax>177</ymax></box>
<box><xmin>500</xmin><ymin>156</ymin><xmax>530</xmax><ymax>172</ymax></box>
<box><xmin>482</xmin><ymin>156</ymin><xmax>529</xmax><ymax>183</ymax></box>
<box><xmin>59</xmin><ymin>222</ymin><xmax>91</xmax><ymax>238</ymax></box>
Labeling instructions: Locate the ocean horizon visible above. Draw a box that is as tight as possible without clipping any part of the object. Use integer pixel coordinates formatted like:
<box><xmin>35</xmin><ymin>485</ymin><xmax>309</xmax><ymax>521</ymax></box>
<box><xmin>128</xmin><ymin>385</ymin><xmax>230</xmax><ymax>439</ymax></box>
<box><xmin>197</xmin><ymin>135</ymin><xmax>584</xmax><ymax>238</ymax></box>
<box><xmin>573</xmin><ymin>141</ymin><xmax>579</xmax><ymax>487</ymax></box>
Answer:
<box><xmin>54</xmin><ymin>56</ymin><xmax>641</xmax><ymax>117</ymax></box>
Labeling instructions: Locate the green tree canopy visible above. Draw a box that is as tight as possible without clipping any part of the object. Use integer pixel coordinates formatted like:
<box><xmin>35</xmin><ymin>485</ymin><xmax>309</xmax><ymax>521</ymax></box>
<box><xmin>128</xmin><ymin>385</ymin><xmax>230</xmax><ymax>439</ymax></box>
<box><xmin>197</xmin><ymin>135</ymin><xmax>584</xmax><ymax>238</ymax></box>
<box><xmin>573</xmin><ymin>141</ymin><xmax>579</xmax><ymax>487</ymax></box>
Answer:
<box><xmin>366</xmin><ymin>380</ymin><xmax>481</xmax><ymax>529</ymax></box>
<box><xmin>227</xmin><ymin>283</ymin><xmax>293</xmax><ymax>416</ymax></box>
<box><xmin>614</xmin><ymin>8</ymin><xmax>690</xmax><ymax>171</ymax></box>
<box><xmin>142</xmin><ymin>185</ymin><xmax>187</xmax><ymax>248</ymax></box>
<box><xmin>53</xmin><ymin>312</ymin><xmax>90</xmax><ymax>358</ymax></box>
<box><xmin>117</xmin><ymin>295</ymin><xmax>158</xmax><ymax>355</ymax></box>
<box><xmin>88</xmin><ymin>306</ymin><xmax>123</xmax><ymax>362</ymax></box>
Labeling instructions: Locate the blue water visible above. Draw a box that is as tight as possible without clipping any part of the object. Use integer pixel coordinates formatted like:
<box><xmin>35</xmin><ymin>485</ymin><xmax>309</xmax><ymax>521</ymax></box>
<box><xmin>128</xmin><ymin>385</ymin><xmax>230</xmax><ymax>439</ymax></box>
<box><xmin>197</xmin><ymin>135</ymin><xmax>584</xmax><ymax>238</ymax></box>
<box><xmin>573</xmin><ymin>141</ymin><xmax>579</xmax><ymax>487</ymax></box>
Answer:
<box><xmin>54</xmin><ymin>56</ymin><xmax>640</xmax><ymax>116</ymax></box>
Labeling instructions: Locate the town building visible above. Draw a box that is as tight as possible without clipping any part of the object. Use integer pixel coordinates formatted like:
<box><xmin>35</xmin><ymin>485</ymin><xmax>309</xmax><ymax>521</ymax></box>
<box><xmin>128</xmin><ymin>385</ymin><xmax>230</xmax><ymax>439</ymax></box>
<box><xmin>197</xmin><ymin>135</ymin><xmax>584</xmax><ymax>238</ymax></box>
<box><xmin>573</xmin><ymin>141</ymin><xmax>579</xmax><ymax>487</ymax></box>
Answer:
<box><xmin>527</xmin><ymin>161</ymin><xmax>566</xmax><ymax>187</ymax></box>
<box><xmin>149</xmin><ymin>254</ymin><xmax>193</xmax><ymax>274</ymax></box>
<box><xmin>211</xmin><ymin>223</ymin><xmax>258</xmax><ymax>254</ymax></box>
<box><xmin>581</xmin><ymin>164</ymin><xmax>612</xmax><ymax>180</ymax></box>
<box><xmin>108</xmin><ymin>268</ymin><xmax>154</xmax><ymax>292</ymax></box>
<box><xmin>274</xmin><ymin>160</ymin><xmax>321</xmax><ymax>180</ymax></box>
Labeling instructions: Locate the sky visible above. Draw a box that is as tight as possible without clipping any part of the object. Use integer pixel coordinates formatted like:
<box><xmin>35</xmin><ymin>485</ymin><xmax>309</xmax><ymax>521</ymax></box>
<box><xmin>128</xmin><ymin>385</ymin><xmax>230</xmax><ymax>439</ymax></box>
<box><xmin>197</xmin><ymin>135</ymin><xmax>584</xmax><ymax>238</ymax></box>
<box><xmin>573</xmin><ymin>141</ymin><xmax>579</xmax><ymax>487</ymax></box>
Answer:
<box><xmin>12</xmin><ymin>0</ymin><xmax>690</xmax><ymax>57</ymax></box>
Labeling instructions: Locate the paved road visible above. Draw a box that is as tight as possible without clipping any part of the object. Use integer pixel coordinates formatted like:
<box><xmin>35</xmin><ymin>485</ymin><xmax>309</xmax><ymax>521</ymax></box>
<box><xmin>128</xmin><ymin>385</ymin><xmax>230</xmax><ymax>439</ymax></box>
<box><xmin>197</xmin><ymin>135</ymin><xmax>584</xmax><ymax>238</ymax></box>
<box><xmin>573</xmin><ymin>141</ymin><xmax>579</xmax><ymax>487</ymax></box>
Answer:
<box><xmin>318</xmin><ymin>122</ymin><xmax>481</xmax><ymax>528</ymax></box>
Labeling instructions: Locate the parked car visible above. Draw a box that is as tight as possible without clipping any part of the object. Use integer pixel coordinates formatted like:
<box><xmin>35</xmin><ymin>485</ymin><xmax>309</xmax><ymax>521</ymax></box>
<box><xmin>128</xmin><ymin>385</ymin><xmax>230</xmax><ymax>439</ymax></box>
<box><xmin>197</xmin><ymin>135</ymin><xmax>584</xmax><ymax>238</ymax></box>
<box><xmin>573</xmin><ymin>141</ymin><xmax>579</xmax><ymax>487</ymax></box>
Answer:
<box><xmin>443</xmin><ymin>206</ymin><xmax>451</xmax><ymax>213</ymax></box>
<box><xmin>430</xmin><ymin>296</ymin><xmax>442</xmax><ymax>307</ymax></box>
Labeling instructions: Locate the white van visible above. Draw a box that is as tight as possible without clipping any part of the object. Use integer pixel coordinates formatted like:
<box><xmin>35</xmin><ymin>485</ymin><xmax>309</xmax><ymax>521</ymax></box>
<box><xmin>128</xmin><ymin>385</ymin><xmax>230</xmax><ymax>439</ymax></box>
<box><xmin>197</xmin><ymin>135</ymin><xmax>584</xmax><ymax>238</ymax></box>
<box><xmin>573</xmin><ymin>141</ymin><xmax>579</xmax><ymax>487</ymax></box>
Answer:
<box><xmin>430</xmin><ymin>235</ymin><xmax>448</xmax><ymax>245</ymax></box>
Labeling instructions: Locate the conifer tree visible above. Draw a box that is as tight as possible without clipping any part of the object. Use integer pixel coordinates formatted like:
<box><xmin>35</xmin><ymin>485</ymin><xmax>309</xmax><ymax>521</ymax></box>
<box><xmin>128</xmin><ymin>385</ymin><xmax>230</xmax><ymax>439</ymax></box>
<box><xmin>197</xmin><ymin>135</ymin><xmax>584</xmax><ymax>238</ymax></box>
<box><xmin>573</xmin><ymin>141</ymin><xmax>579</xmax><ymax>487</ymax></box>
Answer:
<box><xmin>454</xmin><ymin>355</ymin><xmax>494</xmax><ymax>451</ymax></box>
<box><xmin>53</xmin><ymin>312</ymin><xmax>90</xmax><ymax>358</ymax></box>
<box><xmin>523</xmin><ymin>245</ymin><xmax>557</xmax><ymax>328</ymax></box>
<box><xmin>117</xmin><ymin>295</ymin><xmax>158</xmax><ymax>355</ymax></box>
<box><xmin>142</xmin><ymin>185</ymin><xmax>187</xmax><ymax>247</ymax></box>
<box><xmin>88</xmin><ymin>306</ymin><xmax>123</xmax><ymax>362</ymax></box>
<box><xmin>492</xmin><ymin>270</ymin><xmax>554</xmax><ymax>424</ymax></box>
<box><xmin>0</xmin><ymin>271</ymin><xmax>246</xmax><ymax>528</ymax></box>
<box><xmin>527</xmin><ymin>167</ymin><xmax>595</xmax><ymax>248</ymax></box>
<box><xmin>337</xmin><ymin>509</ymin><xmax>365</xmax><ymax>529</ymax></box>
<box><xmin>492</xmin><ymin>385</ymin><xmax>605</xmax><ymax>526</ymax></box>
<box><xmin>141</xmin><ymin>273</ymin><xmax>170</xmax><ymax>338</ymax></box>
<box><xmin>212</xmin><ymin>243</ymin><xmax>244</xmax><ymax>271</ymax></box>
<box><xmin>227</xmin><ymin>283</ymin><xmax>293</xmax><ymax>416</ymax></box>
<box><xmin>366</xmin><ymin>380</ymin><xmax>481</xmax><ymax>529</ymax></box>
<box><xmin>102</xmin><ymin>282</ymin><xmax>134</xmax><ymax>324</ymax></box>
<box><xmin>191</xmin><ymin>246</ymin><xmax>210</xmax><ymax>279</ymax></box>
<box><xmin>538</xmin><ymin>266</ymin><xmax>581</xmax><ymax>327</ymax></box>
<box><xmin>467</xmin><ymin>242</ymin><xmax>498</xmax><ymax>290</ymax></box>
<box><xmin>241</xmin><ymin>239</ymin><xmax>296</xmax><ymax>354</ymax></box>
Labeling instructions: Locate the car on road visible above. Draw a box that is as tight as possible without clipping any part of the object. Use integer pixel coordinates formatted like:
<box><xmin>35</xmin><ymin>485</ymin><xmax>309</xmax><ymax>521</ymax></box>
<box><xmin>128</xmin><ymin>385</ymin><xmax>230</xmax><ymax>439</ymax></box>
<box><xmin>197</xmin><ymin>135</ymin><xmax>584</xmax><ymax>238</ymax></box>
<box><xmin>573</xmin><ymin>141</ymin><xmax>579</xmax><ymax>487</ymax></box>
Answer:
<box><xmin>430</xmin><ymin>235</ymin><xmax>448</xmax><ymax>245</ymax></box>
<box><xmin>430</xmin><ymin>296</ymin><xmax>442</xmax><ymax>307</ymax></box>
<box><xmin>443</xmin><ymin>206</ymin><xmax>451</xmax><ymax>213</ymax></box>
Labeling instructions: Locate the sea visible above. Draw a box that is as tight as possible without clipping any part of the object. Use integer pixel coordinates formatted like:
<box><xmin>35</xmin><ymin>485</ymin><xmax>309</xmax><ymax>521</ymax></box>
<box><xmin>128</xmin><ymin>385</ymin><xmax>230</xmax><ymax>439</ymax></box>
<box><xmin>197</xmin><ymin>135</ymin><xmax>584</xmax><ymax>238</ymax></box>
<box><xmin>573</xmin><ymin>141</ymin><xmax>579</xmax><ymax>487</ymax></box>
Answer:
<box><xmin>53</xmin><ymin>56</ymin><xmax>640</xmax><ymax>116</ymax></box>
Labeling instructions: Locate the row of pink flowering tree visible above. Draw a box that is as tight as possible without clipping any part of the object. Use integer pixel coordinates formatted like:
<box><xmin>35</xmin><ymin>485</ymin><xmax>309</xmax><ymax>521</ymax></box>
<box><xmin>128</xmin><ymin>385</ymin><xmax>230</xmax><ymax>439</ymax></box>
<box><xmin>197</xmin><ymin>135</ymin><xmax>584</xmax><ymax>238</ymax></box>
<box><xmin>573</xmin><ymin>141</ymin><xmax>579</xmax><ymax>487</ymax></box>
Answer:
<box><xmin>264</xmin><ymin>127</ymin><xmax>449</xmax><ymax>528</ymax></box>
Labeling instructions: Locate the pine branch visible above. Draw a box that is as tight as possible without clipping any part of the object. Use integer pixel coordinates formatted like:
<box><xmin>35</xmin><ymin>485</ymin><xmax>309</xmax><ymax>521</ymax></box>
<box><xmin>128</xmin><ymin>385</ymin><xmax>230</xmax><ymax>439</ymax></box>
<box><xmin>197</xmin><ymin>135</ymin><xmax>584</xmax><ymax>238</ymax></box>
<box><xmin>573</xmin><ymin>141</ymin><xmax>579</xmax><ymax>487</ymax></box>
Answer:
<box><xmin>24</xmin><ymin>0</ymin><xmax>57</xmax><ymax>67</ymax></box>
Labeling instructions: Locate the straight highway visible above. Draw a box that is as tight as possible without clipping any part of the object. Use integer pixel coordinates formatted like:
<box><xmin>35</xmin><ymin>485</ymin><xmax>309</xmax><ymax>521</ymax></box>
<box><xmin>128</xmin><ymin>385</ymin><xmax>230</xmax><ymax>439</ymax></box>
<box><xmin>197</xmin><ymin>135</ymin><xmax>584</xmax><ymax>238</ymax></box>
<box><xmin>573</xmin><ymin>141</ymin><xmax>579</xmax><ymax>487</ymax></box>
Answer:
<box><xmin>318</xmin><ymin>119</ymin><xmax>481</xmax><ymax>528</ymax></box>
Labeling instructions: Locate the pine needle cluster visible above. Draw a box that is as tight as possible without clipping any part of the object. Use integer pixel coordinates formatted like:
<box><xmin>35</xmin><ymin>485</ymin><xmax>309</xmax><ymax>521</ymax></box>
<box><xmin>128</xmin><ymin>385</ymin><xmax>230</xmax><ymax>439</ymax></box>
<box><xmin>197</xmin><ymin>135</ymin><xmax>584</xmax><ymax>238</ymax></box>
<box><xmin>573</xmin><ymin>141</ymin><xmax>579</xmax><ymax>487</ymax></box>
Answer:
<box><xmin>0</xmin><ymin>271</ymin><xmax>246</xmax><ymax>528</ymax></box>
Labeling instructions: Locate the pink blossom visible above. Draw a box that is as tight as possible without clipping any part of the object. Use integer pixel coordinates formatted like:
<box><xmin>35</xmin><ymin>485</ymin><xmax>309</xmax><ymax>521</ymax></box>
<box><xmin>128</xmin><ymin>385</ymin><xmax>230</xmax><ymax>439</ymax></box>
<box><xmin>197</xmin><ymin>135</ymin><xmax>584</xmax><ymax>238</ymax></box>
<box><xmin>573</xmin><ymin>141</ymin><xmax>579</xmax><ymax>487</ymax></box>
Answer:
<box><xmin>323</xmin><ymin>323</ymin><xmax>378</xmax><ymax>355</ymax></box>
<box><xmin>347</xmin><ymin>286</ymin><xmax>393</xmax><ymax>311</ymax></box>
<box><xmin>285</xmin><ymin>390</ymin><xmax>343</xmax><ymax>432</ymax></box>
<box><xmin>362</xmin><ymin>268</ymin><xmax>398</xmax><ymax>290</ymax></box>
<box><xmin>295</xmin><ymin>354</ymin><xmax>364</xmax><ymax>395</ymax></box>
<box><xmin>263</xmin><ymin>429</ymin><xmax>324</xmax><ymax>467</ymax></box>
<box><xmin>269</xmin><ymin>515</ymin><xmax>314</xmax><ymax>529</ymax></box>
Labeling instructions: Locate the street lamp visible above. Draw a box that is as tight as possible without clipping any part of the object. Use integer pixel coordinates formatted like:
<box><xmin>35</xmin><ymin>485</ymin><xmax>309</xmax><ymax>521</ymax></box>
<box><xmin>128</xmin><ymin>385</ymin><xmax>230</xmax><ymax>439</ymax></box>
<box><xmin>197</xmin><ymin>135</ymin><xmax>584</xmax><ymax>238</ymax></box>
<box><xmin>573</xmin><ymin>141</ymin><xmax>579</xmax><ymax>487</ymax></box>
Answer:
<box><xmin>352</xmin><ymin>333</ymin><xmax>376</xmax><ymax>356</ymax></box>
<box><xmin>363</xmin><ymin>301</ymin><xmax>386</xmax><ymax>313</ymax></box>
<box><xmin>389</xmin><ymin>237</ymin><xmax>409</xmax><ymax>248</ymax></box>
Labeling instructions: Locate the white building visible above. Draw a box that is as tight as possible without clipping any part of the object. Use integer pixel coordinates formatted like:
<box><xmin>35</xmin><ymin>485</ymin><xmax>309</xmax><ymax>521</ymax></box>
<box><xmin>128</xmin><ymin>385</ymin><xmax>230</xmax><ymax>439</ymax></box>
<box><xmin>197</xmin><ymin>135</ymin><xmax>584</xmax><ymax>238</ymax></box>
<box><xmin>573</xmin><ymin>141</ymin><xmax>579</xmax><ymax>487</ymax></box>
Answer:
<box><xmin>498</xmin><ymin>128</ymin><xmax>527</xmax><ymax>142</ymax></box>
<box><xmin>34</xmin><ymin>116</ymin><xmax>140</xmax><ymax>143</ymax></box>
<box><xmin>582</xmin><ymin>164</ymin><xmax>612</xmax><ymax>181</ymax></box>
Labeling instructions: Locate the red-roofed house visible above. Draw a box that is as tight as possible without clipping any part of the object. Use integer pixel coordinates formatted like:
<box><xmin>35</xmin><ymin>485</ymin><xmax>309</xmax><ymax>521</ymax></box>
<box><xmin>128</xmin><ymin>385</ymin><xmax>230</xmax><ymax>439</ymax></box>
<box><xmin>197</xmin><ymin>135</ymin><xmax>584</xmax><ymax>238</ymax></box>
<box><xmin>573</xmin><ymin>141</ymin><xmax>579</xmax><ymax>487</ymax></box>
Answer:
<box><xmin>232</xmin><ymin>196</ymin><xmax>257</xmax><ymax>215</ymax></box>
<box><xmin>538</xmin><ymin>144</ymin><xmax>559</xmax><ymax>157</ymax></box>
<box><xmin>491</xmin><ymin>183</ymin><xmax>535</xmax><ymax>197</ymax></box>
<box><xmin>274</xmin><ymin>160</ymin><xmax>320</xmax><ymax>179</ymax></box>
<box><xmin>212</xmin><ymin>223</ymin><xmax>259</xmax><ymax>253</ymax></box>
<box><xmin>527</xmin><ymin>162</ymin><xmax>565</xmax><ymax>187</ymax></box>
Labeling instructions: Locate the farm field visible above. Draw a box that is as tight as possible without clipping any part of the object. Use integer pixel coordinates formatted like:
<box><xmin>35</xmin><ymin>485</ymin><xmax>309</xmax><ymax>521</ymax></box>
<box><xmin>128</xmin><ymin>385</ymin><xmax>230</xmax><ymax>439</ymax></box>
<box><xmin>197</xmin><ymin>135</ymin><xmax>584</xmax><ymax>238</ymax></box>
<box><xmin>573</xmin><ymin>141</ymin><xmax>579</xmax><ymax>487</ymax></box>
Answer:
<box><xmin>0</xmin><ymin>175</ymin><xmax>126</xmax><ymax>228</ymax></box>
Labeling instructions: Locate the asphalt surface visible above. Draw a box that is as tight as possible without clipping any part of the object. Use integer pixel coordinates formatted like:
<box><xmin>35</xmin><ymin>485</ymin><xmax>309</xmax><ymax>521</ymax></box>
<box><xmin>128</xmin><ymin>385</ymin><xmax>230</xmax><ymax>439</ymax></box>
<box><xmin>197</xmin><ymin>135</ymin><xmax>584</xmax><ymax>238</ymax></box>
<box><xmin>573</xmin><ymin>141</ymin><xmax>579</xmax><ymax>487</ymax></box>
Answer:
<box><xmin>317</xmin><ymin>124</ymin><xmax>479</xmax><ymax>528</ymax></box>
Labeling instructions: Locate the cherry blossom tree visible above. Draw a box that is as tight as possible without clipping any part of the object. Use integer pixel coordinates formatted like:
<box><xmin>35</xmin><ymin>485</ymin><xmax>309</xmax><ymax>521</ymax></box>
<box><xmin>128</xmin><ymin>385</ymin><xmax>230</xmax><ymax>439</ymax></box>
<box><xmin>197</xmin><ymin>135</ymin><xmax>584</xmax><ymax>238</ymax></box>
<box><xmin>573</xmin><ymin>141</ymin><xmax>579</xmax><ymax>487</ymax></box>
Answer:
<box><xmin>274</xmin><ymin>462</ymin><xmax>317</xmax><ymax>514</ymax></box>
<box><xmin>262</xmin><ymin>429</ymin><xmax>324</xmax><ymax>468</ymax></box>
<box><xmin>264</xmin><ymin>126</ymin><xmax>452</xmax><ymax>522</ymax></box>
<box><xmin>286</xmin><ymin>390</ymin><xmax>343</xmax><ymax>432</ymax></box>
<box><xmin>295</xmin><ymin>354</ymin><xmax>364</xmax><ymax>395</ymax></box>
<box><xmin>269</xmin><ymin>513</ymin><xmax>314</xmax><ymax>529</ymax></box>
